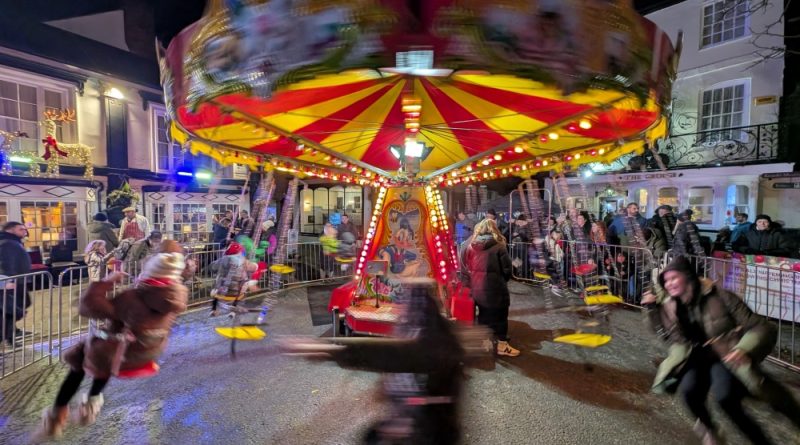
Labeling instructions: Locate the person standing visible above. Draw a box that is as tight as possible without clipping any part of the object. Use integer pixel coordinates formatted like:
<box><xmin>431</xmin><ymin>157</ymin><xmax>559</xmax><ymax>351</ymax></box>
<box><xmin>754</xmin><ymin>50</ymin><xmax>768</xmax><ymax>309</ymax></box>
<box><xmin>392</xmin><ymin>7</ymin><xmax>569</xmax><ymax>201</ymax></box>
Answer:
<box><xmin>608</xmin><ymin>203</ymin><xmax>647</xmax><ymax>245</ymax></box>
<box><xmin>733</xmin><ymin>214</ymin><xmax>791</xmax><ymax>257</ymax></box>
<box><xmin>643</xmin><ymin>256</ymin><xmax>800</xmax><ymax>444</ymax></box>
<box><xmin>462</xmin><ymin>219</ymin><xmax>519</xmax><ymax>357</ymax></box>
<box><xmin>337</xmin><ymin>214</ymin><xmax>359</xmax><ymax>241</ymax></box>
<box><xmin>0</xmin><ymin>222</ymin><xmax>32</xmax><ymax>347</ymax></box>
<box><xmin>87</xmin><ymin>213</ymin><xmax>118</xmax><ymax>250</ymax></box>
<box><xmin>729</xmin><ymin>213</ymin><xmax>751</xmax><ymax>244</ymax></box>
<box><xmin>84</xmin><ymin>240</ymin><xmax>109</xmax><ymax>283</ymax></box>
<box><xmin>234</xmin><ymin>210</ymin><xmax>255</xmax><ymax>239</ymax></box>
<box><xmin>453</xmin><ymin>211</ymin><xmax>473</xmax><ymax>245</ymax></box>
<box><xmin>128</xmin><ymin>232</ymin><xmax>163</xmax><ymax>266</ymax></box>
<box><xmin>212</xmin><ymin>211</ymin><xmax>233</xmax><ymax>247</ymax></box>
<box><xmin>118</xmin><ymin>207</ymin><xmax>150</xmax><ymax>242</ymax></box>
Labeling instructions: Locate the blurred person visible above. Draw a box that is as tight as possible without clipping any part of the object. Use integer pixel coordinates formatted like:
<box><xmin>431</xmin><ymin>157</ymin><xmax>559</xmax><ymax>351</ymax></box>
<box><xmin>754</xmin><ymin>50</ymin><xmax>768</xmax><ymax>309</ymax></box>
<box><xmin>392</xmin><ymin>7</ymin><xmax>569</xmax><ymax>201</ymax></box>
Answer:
<box><xmin>608</xmin><ymin>203</ymin><xmax>646</xmax><ymax>245</ymax></box>
<box><xmin>509</xmin><ymin>215</ymin><xmax>531</xmax><ymax>277</ymax></box>
<box><xmin>485</xmin><ymin>208</ymin><xmax>508</xmax><ymax>240</ymax></box>
<box><xmin>733</xmin><ymin>214</ymin><xmax>791</xmax><ymax>257</ymax></box>
<box><xmin>672</xmin><ymin>212</ymin><xmax>705</xmax><ymax>258</ymax></box>
<box><xmin>280</xmin><ymin>278</ymin><xmax>466</xmax><ymax>444</ymax></box>
<box><xmin>34</xmin><ymin>241</ymin><xmax>188</xmax><ymax>440</ymax></box>
<box><xmin>711</xmin><ymin>227</ymin><xmax>732</xmax><ymax>255</ymax></box>
<box><xmin>453</xmin><ymin>211</ymin><xmax>473</xmax><ymax>245</ymax></box>
<box><xmin>729</xmin><ymin>213</ymin><xmax>751</xmax><ymax>244</ymax></box>
<box><xmin>212</xmin><ymin>211</ymin><xmax>233</xmax><ymax>246</ymax></box>
<box><xmin>234</xmin><ymin>210</ymin><xmax>255</xmax><ymax>238</ymax></box>
<box><xmin>575</xmin><ymin>211</ymin><xmax>591</xmax><ymax>238</ymax></box>
<box><xmin>87</xmin><ymin>213</ymin><xmax>118</xmax><ymax>250</ymax></box>
<box><xmin>462</xmin><ymin>219</ymin><xmax>519</xmax><ymax>357</ymax></box>
<box><xmin>644</xmin><ymin>224</ymin><xmax>667</xmax><ymax>261</ymax></box>
<box><xmin>0</xmin><ymin>221</ymin><xmax>32</xmax><ymax>347</ymax></box>
<box><xmin>337</xmin><ymin>213</ymin><xmax>359</xmax><ymax>241</ymax></box>
<box><xmin>128</xmin><ymin>231</ymin><xmax>163</xmax><ymax>265</ymax></box>
<box><xmin>642</xmin><ymin>256</ymin><xmax>800</xmax><ymax>444</ymax></box>
<box><xmin>261</xmin><ymin>220</ymin><xmax>278</xmax><ymax>260</ymax></box>
<box><xmin>319</xmin><ymin>223</ymin><xmax>339</xmax><ymax>279</ymax></box>
<box><xmin>84</xmin><ymin>240</ymin><xmax>109</xmax><ymax>283</ymax></box>
<box><xmin>117</xmin><ymin>207</ymin><xmax>150</xmax><ymax>242</ymax></box>
<box><xmin>209</xmin><ymin>242</ymin><xmax>258</xmax><ymax>317</ymax></box>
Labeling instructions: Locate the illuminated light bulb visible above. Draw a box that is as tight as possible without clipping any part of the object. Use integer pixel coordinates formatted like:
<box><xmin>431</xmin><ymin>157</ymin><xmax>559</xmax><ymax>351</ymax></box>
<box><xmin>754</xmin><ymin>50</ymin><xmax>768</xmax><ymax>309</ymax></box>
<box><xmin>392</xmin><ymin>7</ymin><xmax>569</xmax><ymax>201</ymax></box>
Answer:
<box><xmin>579</xmin><ymin>119</ymin><xmax>592</xmax><ymax>129</ymax></box>
<box><xmin>539</xmin><ymin>135</ymin><xmax>548</xmax><ymax>143</ymax></box>
<box><xmin>565</xmin><ymin>155</ymin><xmax>573</xmax><ymax>162</ymax></box>
<box><xmin>502</xmin><ymin>169</ymin><xmax>508</xmax><ymax>175</ymax></box>
<box><xmin>598</xmin><ymin>148</ymin><xmax>606</xmax><ymax>155</ymax></box>
<box><xmin>440</xmin><ymin>261</ymin><xmax>446</xmax><ymax>266</ymax></box>
<box><xmin>566</xmin><ymin>123</ymin><xmax>578</xmax><ymax>132</ymax></box>
<box><xmin>548</xmin><ymin>132</ymin><xmax>560</xmax><ymax>140</ymax></box>
<box><xmin>493</xmin><ymin>153</ymin><xmax>502</xmax><ymax>161</ymax></box>
<box><xmin>466</xmin><ymin>165</ymin><xmax>472</xmax><ymax>172</ymax></box>
<box><xmin>437</xmin><ymin>249</ymin><xmax>443</xmax><ymax>253</ymax></box>
<box><xmin>542</xmin><ymin>160</ymin><xmax>549</xmax><ymax>166</ymax></box>
<box><xmin>590</xmin><ymin>149</ymin><xmax>597</xmax><ymax>156</ymax></box>
<box><xmin>482</xmin><ymin>159</ymin><xmax>490</xmax><ymax>166</ymax></box>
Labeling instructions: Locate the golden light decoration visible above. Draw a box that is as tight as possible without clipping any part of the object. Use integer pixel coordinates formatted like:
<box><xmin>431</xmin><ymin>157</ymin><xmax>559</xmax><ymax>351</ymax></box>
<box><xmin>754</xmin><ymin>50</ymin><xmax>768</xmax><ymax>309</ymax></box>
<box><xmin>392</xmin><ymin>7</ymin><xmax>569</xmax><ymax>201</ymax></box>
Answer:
<box><xmin>39</xmin><ymin>110</ymin><xmax>95</xmax><ymax>179</ymax></box>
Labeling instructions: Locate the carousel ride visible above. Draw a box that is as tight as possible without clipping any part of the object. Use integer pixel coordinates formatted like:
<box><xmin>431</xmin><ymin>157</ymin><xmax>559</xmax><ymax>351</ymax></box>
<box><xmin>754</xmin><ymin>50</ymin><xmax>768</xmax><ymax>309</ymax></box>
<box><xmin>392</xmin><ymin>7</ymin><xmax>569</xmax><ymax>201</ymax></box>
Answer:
<box><xmin>160</xmin><ymin>0</ymin><xmax>678</xmax><ymax>343</ymax></box>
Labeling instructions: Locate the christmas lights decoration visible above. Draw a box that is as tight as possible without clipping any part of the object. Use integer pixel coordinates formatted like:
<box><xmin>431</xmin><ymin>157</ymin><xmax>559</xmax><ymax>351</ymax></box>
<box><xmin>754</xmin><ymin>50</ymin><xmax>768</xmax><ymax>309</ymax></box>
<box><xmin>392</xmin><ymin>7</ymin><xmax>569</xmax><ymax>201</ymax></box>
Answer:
<box><xmin>40</xmin><ymin>109</ymin><xmax>94</xmax><ymax>179</ymax></box>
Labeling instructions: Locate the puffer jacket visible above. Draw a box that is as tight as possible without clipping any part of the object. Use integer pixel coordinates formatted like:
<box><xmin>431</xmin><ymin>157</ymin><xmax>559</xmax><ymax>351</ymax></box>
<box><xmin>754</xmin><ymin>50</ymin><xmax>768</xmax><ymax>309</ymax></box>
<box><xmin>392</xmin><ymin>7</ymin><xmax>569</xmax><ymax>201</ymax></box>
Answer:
<box><xmin>462</xmin><ymin>235</ymin><xmax>512</xmax><ymax>308</ymax></box>
<box><xmin>64</xmin><ymin>280</ymin><xmax>187</xmax><ymax>379</ymax></box>
<box><xmin>733</xmin><ymin>227</ymin><xmax>792</xmax><ymax>257</ymax></box>
<box><xmin>645</xmin><ymin>278</ymin><xmax>776</xmax><ymax>395</ymax></box>
<box><xmin>212</xmin><ymin>254</ymin><xmax>252</xmax><ymax>297</ymax></box>
<box><xmin>87</xmin><ymin>221</ymin><xmax>119</xmax><ymax>249</ymax></box>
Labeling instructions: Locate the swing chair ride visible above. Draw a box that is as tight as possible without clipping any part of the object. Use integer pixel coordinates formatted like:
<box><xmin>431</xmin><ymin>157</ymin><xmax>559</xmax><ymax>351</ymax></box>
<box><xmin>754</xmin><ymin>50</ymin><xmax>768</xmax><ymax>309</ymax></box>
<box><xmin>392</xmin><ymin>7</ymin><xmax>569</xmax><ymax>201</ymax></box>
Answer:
<box><xmin>160</xmin><ymin>0</ymin><xmax>678</xmax><ymax>347</ymax></box>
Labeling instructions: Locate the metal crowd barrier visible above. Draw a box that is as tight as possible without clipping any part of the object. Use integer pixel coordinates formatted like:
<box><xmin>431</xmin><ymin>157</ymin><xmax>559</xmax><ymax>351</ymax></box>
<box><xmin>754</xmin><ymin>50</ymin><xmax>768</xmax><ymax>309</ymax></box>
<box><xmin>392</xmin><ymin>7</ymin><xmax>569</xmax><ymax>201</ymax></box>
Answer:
<box><xmin>254</xmin><ymin>242</ymin><xmax>355</xmax><ymax>290</ymax></box>
<box><xmin>1</xmin><ymin>271</ymin><xmax>55</xmax><ymax>378</ymax></box>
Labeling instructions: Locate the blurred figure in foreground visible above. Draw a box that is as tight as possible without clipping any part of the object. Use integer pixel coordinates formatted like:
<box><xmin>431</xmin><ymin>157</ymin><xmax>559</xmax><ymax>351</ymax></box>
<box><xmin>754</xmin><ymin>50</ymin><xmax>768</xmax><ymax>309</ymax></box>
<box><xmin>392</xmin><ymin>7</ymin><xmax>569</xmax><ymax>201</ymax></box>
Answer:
<box><xmin>643</xmin><ymin>256</ymin><xmax>800</xmax><ymax>444</ymax></box>
<box><xmin>281</xmin><ymin>278</ymin><xmax>479</xmax><ymax>444</ymax></box>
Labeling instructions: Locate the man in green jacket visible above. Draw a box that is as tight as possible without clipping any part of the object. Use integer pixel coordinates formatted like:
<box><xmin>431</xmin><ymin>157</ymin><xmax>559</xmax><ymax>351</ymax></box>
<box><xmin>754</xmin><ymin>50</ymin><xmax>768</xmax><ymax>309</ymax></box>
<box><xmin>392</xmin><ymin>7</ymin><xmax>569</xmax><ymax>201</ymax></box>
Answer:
<box><xmin>643</xmin><ymin>256</ymin><xmax>800</xmax><ymax>444</ymax></box>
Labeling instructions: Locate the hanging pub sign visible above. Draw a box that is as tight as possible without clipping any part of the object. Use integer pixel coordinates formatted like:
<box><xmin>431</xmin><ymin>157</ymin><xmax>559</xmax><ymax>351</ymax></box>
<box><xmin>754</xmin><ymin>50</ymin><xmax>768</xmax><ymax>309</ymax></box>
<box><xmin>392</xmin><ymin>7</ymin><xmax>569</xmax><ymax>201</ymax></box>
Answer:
<box><xmin>772</xmin><ymin>182</ymin><xmax>800</xmax><ymax>189</ymax></box>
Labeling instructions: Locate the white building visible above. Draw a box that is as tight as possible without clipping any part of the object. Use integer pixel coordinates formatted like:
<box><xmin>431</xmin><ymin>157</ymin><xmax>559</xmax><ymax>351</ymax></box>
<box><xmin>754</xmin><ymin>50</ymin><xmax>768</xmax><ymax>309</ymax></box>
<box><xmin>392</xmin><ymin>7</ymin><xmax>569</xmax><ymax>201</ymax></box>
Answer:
<box><xmin>561</xmin><ymin>0</ymin><xmax>796</xmax><ymax>231</ymax></box>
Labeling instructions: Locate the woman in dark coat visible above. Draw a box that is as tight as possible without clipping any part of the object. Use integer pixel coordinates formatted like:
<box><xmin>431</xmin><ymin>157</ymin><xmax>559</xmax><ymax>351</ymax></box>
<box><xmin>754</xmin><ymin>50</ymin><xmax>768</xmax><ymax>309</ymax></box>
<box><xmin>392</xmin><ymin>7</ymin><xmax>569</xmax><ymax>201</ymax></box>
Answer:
<box><xmin>643</xmin><ymin>256</ymin><xmax>800</xmax><ymax>444</ymax></box>
<box><xmin>462</xmin><ymin>219</ymin><xmax>519</xmax><ymax>357</ymax></box>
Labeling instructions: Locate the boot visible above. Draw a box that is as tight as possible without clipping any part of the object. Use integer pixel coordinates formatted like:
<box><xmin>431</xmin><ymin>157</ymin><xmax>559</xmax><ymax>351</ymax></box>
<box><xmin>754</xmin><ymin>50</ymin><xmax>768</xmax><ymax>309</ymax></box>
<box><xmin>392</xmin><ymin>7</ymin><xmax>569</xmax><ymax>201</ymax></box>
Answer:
<box><xmin>33</xmin><ymin>406</ymin><xmax>68</xmax><ymax>440</ymax></box>
<box><xmin>693</xmin><ymin>419</ymin><xmax>725</xmax><ymax>445</ymax></box>
<box><xmin>496</xmin><ymin>340</ymin><xmax>520</xmax><ymax>357</ymax></box>
<box><xmin>76</xmin><ymin>394</ymin><xmax>104</xmax><ymax>426</ymax></box>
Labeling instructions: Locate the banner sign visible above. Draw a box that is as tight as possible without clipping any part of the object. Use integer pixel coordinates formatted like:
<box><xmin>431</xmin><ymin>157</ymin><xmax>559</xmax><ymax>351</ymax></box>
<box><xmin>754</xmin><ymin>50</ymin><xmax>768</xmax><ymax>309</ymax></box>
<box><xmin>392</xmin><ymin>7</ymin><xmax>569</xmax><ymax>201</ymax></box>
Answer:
<box><xmin>711</xmin><ymin>252</ymin><xmax>800</xmax><ymax>322</ymax></box>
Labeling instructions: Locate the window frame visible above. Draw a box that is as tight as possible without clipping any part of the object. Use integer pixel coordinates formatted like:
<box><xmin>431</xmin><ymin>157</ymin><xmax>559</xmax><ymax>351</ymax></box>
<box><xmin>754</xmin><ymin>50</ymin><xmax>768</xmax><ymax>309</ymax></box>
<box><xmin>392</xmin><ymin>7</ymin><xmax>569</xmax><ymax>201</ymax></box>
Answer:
<box><xmin>19</xmin><ymin>200</ymin><xmax>79</xmax><ymax>254</ymax></box>
<box><xmin>699</xmin><ymin>0</ymin><xmax>751</xmax><ymax>49</ymax></box>
<box><xmin>698</xmin><ymin>78</ymin><xmax>751</xmax><ymax>140</ymax></box>
<box><xmin>687</xmin><ymin>186</ymin><xmax>715</xmax><ymax>225</ymax></box>
<box><xmin>0</xmin><ymin>67</ymin><xmax>75</xmax><ymax>152</ymax></box>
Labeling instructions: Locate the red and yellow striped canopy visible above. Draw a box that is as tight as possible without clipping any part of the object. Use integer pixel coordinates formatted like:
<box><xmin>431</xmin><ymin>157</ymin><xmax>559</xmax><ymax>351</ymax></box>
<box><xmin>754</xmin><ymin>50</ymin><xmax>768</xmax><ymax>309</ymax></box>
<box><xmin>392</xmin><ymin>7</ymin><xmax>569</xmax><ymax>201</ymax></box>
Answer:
<box><xmin>171</xmin><ymin>70</ymin><xmax>665</xmax><ymax>182</ymax></box>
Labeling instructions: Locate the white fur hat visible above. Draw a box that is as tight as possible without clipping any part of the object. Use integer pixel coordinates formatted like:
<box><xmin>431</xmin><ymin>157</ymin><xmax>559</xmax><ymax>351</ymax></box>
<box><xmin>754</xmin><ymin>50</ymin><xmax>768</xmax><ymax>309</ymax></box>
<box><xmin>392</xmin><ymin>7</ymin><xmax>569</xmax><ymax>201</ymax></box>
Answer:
<box><xmin>262</xmin><ymin>220</ymin><xmax>275</xmax><ymax>231</ymax></box>
<box><xmin>140</xmin><ymin>253</ymin><xmax>186</xmax><ymax>282</ymax></box>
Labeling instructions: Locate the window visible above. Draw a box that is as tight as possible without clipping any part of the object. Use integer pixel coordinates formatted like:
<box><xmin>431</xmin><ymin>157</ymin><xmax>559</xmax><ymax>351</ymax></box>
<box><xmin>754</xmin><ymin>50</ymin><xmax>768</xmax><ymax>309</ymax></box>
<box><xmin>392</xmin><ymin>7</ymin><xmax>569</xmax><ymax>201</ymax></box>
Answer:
<box><xmin>725</xmin><ymin>184</ymin><xmax>749</xmax><ymax>224</ymax></box>
<box><xmin>212</xmin><ymin>203</ymin><xmax>239</xmax><ymax>219</ymax></box>
<box><xmin>150</xmin><ymin>203</ymin><xmax>167</xmax><ymax>234</ymax></box>
<box><xmin>20</xmin><ymin>201</ymin><xmax>78</xmax><ymax>254</ymax></box>
<box><xmin>634</xmin><ymin>188</ymin><xmax>648</xmax><ymax>217</ymax></box>
<box><xmin>0</xmin><ymin>201</ymin><xmax>7</xmax><ymax>224</ymax></box>
<box><xmin>0</xmin><ymin>77</ymin><xmax>71</xmax><ymax>154</ymax></box>
<box><xmin>151</xmin><ymin>106</ymin><xmax>245</xmax><ymax>178</ymax></box>
<box><xmin>700</xmin><ymin>82</ymin><xmax>747</xmax><ymax>140</ymax></box>
<box><xmin>701</xmin><ymin>0</ymin><xmax>749</xmax><ymax>48</ymax></box>
<box><xmin>172</xmin><ymin>203</ymin><xmax>208</xmax><ymax>243</ymax></box>
<box><xmin>657</xmin><ymin>187</ymin><xmax>680</xmax><ymax>211</ymax></box>
<box><xmin>688</xmin><ymin>186</ymin><xmax>714</xmax><ymax>225</ymax></box>
<box><xmin>300</xmin><ymin>186</ymin><xmax>364</xmax><ymax>234</ymax></box>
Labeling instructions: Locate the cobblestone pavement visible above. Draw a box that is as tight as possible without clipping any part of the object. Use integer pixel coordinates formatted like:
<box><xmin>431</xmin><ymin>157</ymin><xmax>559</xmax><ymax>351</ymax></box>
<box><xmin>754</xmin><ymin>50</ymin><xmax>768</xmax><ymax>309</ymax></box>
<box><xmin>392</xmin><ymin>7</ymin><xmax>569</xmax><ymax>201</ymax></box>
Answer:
<box><xmin>1</xmin><ymin>281</ymin><xmax>799</xmax><ymax>445</ymax></box>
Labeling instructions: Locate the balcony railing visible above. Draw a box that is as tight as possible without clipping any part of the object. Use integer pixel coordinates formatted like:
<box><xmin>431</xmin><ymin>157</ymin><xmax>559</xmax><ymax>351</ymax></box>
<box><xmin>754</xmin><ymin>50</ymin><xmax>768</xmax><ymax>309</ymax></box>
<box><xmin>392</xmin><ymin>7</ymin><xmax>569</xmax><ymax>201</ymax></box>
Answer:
<box><xmin>606</xmin><ymin>122</ymin><xmax>783</xmax><ymax>171</ymax></box>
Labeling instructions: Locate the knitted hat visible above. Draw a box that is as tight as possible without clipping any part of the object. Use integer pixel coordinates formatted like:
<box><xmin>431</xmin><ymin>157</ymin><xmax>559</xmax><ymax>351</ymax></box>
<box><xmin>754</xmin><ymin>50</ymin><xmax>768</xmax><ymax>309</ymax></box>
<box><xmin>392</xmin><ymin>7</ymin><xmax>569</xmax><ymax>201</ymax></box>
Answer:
<box><xmin>140</xmin><ymin>252</ymin><xmax>186</xmax><ymax>282</ymax></box>
<box><xmin>754</xmin><ymin>214</ymin><xmax>772</xmax><ymax>223</ymax></box>
<box><xmin>262</xmin><ymin>220</ymin><xmax>275</xmax><ymax>231</ymax></box>
<box><xmin>93</xmin><ymin>212</ymin><xmax>108</xmax><ymax>222</ymax></box>
<box><xmin>225</xmin><ymin>242</ymin><xmax>244</xmax><ymax>256</ymax></box>
<box><xmin>657</xmin><ymin>256</ymin><xmax>699</xmax><ymax>289</ymax></box>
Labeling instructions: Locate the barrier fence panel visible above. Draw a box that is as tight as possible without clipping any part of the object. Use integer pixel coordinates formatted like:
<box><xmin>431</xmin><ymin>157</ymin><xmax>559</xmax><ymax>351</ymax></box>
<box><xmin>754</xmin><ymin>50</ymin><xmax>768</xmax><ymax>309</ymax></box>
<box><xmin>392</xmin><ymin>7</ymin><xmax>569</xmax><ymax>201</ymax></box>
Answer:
<box><xmin>255</xmin><ymin>242</ymin><xmax>355</xmax><ymax>291</ymax></box>
<box><xmin>1</xmin><ymin>270</ymin><xmax>54</xmax><ymax>378</ymax></box>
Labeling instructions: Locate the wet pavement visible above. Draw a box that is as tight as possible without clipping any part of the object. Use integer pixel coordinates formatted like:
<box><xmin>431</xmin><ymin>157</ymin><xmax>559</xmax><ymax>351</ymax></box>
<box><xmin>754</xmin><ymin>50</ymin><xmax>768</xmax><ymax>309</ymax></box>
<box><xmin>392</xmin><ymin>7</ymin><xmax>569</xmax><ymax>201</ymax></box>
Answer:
<box><xmin>1</xmin><ymin>281</ymin><xmax>799</xmax><ymax>445</ymax></box>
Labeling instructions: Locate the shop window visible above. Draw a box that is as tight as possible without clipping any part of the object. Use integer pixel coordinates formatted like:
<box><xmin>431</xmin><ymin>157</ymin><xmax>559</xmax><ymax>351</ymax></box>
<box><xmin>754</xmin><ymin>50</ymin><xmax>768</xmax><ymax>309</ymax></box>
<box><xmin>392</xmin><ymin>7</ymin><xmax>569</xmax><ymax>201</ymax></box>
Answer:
<box><xmin>657</xmin><ymin>187</ymin><xmax>680</xmax><ymax>210</ymax></box>
<box><xmin>701</xmin><ymin>0</ymin><xmax>749</xmax><ymax>48</ymax></box>
<box><xmin>20</xmin><ymin>201</ymin><xmax>78</xmax><ymax>254</ymax></box>
<box><xmin>150</xmin><ymin>203</ymin><xmax>167</xmax><ymax>234</ymax></box>
<box><xmin>300</xmin><ymin>186</ymin><xmax>364</xmax><ymax>235</ymax></box>
<box><xmin>688</xmin><ymin>186</ymin><xmax>714</xmax><ymax>224</ymax></box>
<box><xmin>172</xmin><ymin>203</ymin><xmax>208</xmax><ymax>243</ymax></box>
<box><xmin>725</xmin><ymin>184</ymin><xmax>749</xmax><ymax>224</ymax></box>
<box><xmin>0</xmin><ymin>201</ymin><xmax>7</xmax><ymax>224</ymax></box>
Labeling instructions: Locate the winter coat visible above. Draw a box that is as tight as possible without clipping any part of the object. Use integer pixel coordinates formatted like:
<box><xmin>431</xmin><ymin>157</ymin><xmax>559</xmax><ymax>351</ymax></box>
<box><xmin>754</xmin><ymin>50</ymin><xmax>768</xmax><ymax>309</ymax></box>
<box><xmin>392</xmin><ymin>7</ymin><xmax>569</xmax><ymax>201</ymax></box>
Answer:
<box><xmin>118</xmin><ymin>215</ymin><xmax>150</xmax><ymax>241</ymax></box>
<box><xmin>337</xmin><ymin>231</ymin><xmax>356</xmax><ymax>258</ymax></box>
<box><xmin>454</xmin><ymin>220</ymin><xmax>472</xmax><ymax>245</ymax></box>
<box><xmin>212</xmin><ymin>254</ymin><xmax>252</xmax><ymax>297</ymax></box>
<box><xmin>64</xmin><ymin>280</ymin><xmax>187</xmax><ymax>379</ymax></box>
<box><xmin>462</xmin><ymin>235</ymin><xmax>512</xmax><ymax>308</ymax></box>
<box><xmin>608</xmin><ymin>214</ymin><xmax>647</xmax><ymax>245</ymax></box>
<box><xmin>730</xmin><ymin>221</ymin><xmax>752</xmax><ymax>244</ymax></box>
<box><xmin>128</xmin><ymin>239</ymin><xmax>157</xmax><ymax>264</ymax></box>
<box><xmin>87</xmin><ymin>221</ymin><xmax>119</xmax><ymax>250</ymax></box>
<box><xmin>0</xmin><ymin>231</ymin><xmax>32</xmax><ymax>317</ymax></box>
<box><xmin>85</xmin><ymin>250</ymin><xmax>106</xmax><ymax>282</ymax></box>
<box><xmin>212</xmin><ymin>219</ymin><xmax>231</xmax><ymax>245</ymax></box>
<box><xmin>337</xmin><ymin>221</ymin><xmax>359</xmax><ymax>240</ymax></box>
<box><xmin>645</xmin><ymin>278</ymin><xmax>776</xmax><ymax>396</ymax></box>
<box><xmin>733</xmin><ymin>227</ymin><xmax>792</xmax><ymax>257</ymax></box>
<box><xmin>320</xmin><ymin>234</ymin><xmax>338</xmax><ymax>255</ymax></box>
<box><xmin>672</xmin><ymin>220</ymin><xmax>704</xmax><ymax>257</ymax></box>
<box><xmin>263</xmin><ymin>227</ymin><xmax>278</xmax><ymax>257</ymax></box>
<box><xmin>645</xmin><ymin>226</ymin><xmax>667</xmax><ymax>261</ymax></box>
<box><xmin>236</xmin><ymin>217</ymin><xmax>255</xmax><ymax>238</ymax></box>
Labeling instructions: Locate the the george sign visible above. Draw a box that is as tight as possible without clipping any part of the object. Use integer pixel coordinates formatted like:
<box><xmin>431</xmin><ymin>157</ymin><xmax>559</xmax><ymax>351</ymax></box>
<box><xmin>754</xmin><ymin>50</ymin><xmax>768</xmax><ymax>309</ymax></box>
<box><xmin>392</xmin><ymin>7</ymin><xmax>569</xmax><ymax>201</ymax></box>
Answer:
<box><xmin>754</xmin><ymin>95</ymin><xmax>778</xmax><ymax>105</ymax></box>
<box><xmin>761</xmin><ymin>172</ymin><xmax>800</xmax><ymax>179</ymax></box>
<box><xmin>614</xmin><ymin>172</ymin><xmax>682</xmax><ymax>182</ymax></box>
<box><xmin>773</xmin><ymin>182</ymin><xmax>800</xmax><ymax>189</ymax></box>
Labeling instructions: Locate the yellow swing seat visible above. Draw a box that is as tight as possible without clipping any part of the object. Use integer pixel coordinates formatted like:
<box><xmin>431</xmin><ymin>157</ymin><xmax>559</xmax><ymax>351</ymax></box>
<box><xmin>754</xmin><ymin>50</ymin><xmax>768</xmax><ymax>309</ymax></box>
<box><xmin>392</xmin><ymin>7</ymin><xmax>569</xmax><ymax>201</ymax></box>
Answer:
<box><xmin>553</xmin><ymin>333</ymin><xmax>612</xmax><ymax>348</ymax></box>
<box><xmin>533</xmin><ymin>272</ymin><xmax>551</xmax><ymax>280</ymax></box>
<box><xmin>584</xmin><ymin>285</ymin><xmax>610</xmax><ymax>292</ymax></box>
<box><xmin>269</xmin><ymin>264</ymin><xmax>295</xmax><ymax>274</ymax></box>
<box><xmin>335</xmin><ymin>256</ymin><xmax>355</xmax><ymax>263</ymax></box>
<box><xmin>584</xmin><ymin>294</ymin><xmax>624</xmax><ymax>305</ymax></box>
<box><xmin>215</xmin><ymin>326</ymin><xmax>267</xmax><ymax>340</ymax></box>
